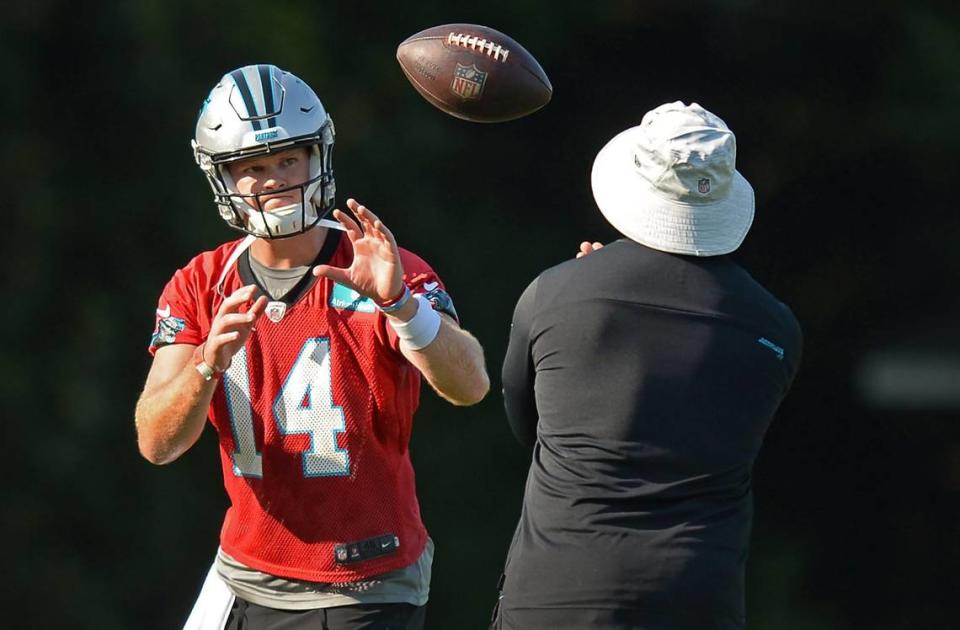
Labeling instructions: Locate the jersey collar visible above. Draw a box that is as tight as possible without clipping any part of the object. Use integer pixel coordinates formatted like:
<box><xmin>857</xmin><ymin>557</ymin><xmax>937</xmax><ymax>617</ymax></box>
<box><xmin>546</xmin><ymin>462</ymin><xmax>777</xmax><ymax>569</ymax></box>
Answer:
<box><xmin>238</xmin><ymin>229</ymin><xmax>342</xmax><ymax>307</ymax></box>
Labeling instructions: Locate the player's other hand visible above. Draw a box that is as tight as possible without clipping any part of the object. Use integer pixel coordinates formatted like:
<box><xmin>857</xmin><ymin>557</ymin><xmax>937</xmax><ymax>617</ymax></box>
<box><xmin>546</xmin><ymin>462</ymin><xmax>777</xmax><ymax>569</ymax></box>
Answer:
<box><xmin>312</xmin><ymin>198</ymin><xmax>406</xmax><ymax>305</ymax></box>
<box><xmin>205</xmin><ymin>284</ymin><xmax>267</xmax><ymax>371</ymax></box>
<box><xmin>576</xmin><ymin>241</ymin><xmax>604</xmax><ymax>258</ymax></box>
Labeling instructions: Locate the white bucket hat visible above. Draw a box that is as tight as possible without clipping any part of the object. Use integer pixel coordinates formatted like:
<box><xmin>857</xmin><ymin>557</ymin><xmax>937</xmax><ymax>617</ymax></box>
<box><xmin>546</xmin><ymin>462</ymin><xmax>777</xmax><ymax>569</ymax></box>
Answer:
<box><xmin>591</xmin><ymin>101</ymin><xmax>755</xmax><ymax>256</ymax></box>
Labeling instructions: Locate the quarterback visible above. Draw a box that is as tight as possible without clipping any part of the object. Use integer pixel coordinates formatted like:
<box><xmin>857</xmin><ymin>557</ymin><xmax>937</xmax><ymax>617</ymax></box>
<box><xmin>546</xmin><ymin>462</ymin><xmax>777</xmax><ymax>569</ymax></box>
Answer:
<box><xmin>135</xmin><ymin>64</ymin><xmax>489</xmax><ymax>630</ymax></box>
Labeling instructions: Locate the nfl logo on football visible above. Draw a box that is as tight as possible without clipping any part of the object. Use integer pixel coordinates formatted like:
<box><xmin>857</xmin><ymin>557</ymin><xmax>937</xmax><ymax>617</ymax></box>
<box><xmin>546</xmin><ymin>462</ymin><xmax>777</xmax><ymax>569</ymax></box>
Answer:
<box><xmin>451</xmin><ymin>63</ymin><xmax>486</xmax><ymax>100</ymax></box>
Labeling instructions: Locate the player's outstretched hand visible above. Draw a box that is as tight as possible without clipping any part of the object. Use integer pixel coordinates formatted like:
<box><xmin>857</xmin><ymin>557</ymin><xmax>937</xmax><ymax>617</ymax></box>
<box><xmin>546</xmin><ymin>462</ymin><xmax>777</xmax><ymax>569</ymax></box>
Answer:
<box><xmin>576</xmin><ymin>241</ymin><xmax>604</xmax><ymax>258</ymax></box>
<box><xmin>312</xmin><ymin>199</ymin><xmax>405</xmax><ymax>304</ymax></box>
<box><xmin>205</xmin><ymin>284</ymin><xmax>267</xmax><ymax>371</ymax></box>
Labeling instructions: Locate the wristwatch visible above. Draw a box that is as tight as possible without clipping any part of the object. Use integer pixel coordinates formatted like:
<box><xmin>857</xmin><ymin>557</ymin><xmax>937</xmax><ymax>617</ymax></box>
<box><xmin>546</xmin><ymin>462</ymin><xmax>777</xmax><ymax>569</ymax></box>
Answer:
<box><xmin>193</xmin><ymin>344</ymin><xmax>223</xmax><ymax>381</ymax></box>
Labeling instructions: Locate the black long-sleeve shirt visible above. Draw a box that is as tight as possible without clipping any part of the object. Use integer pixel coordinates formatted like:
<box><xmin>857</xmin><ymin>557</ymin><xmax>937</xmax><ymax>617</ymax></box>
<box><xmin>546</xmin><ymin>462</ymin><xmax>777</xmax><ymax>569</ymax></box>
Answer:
<box><xmin>500</xmin><ymin>239</ymin><xmax>801</xmax><ymax>629</ymax></box>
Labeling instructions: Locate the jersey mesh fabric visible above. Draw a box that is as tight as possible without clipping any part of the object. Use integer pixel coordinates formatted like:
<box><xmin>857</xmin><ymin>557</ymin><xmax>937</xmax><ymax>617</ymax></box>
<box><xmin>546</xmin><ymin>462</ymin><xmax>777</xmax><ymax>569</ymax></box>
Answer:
<box><xmin>149</xmin><ymin>235</ymin><xmax>448</xmax><ymax>582</ymax></box>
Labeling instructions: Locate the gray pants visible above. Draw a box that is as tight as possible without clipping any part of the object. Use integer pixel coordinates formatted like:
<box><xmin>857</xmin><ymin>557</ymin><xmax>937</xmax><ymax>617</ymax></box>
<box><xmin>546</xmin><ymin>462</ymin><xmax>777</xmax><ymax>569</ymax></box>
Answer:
<box><xmin>225</xmin><ymin>598</ymin><xmax>427</xmax><ymax>630</ymax></box>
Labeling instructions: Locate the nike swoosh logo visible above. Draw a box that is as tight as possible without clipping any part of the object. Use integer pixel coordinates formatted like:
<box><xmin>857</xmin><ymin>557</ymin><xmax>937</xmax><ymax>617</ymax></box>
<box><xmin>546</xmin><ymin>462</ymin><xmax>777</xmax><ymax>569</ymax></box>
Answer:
<box><xmin>423</xmin><ymin>281</ymin><xmax>439</xmax><ymax>291</ymax></box>
<box><xmin>156</xmin><ymin>305</ymin><xmax>171</xmax><ymax>318</ymax></box>
<box><xmin>300</xmin><ymin>105</ymin><xmax>315</xmax><ymax>113</ymax></box>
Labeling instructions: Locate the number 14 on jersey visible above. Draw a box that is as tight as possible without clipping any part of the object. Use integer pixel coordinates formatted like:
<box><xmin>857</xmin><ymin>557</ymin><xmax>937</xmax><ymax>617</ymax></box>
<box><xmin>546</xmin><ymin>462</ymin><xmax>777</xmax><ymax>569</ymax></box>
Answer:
<box><xmin>223</xmin><ymin>338</ymin><xmax>351</xmax><ymax>479</ymax></box>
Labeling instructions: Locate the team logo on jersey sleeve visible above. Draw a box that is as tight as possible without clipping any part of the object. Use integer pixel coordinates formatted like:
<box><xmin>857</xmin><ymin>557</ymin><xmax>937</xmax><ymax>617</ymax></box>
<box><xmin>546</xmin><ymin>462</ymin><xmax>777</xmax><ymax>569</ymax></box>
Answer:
<box><xmin>151</xmin><ymin>315</ymin><xmax>186</xmax><ymax>348</ymax></box>
<box><xmin>330</xmin><ymin>283</ymin><xmax>377</xmax><ymax>313</ymax></box>
<box><xmin>417</xmin><ymin>281</ymin><xmax>458</xmax><ymax>320</ymax></box>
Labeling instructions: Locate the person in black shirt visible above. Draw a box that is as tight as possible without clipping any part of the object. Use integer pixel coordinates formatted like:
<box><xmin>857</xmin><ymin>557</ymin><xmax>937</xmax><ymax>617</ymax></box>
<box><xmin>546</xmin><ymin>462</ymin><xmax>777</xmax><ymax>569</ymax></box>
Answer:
<box><xmin>493</xmin><ymin>102</ymin><xmax>802</xmax><ymax>630</ymax></box>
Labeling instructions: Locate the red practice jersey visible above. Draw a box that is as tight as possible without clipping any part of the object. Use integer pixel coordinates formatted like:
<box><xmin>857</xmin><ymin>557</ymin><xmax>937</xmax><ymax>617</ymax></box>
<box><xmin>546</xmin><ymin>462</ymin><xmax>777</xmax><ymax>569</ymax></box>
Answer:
<box><xmin>148</xmin><ymin>231</ymin><xmax>455</xmax><ymax>582</ymax></box>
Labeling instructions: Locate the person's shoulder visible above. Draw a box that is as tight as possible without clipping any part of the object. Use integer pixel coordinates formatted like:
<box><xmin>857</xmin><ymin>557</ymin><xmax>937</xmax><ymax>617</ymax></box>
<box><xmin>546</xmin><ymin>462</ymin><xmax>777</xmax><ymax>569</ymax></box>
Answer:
<box><xmin>397</xmin><ymin>246</ymin><xmax>435</xmax><ymax>275</ymax></box>
<box><xmin>727</xmin><ymin>261</ymin><xmax>802</xmax><ymax>338</ymax></box>
<box><xmin>172</xmin><ymin>238</ymin><xmax>247</xmax><ymax>285</ymax></box>
<box><xmin>517</xmin><ymin>249</ymin><xmax>598</xmax><ymax>310</ymax></box>
<box><xmin>536</xmin><ymin>238</ymin><xmax>629</xmax><ymax>284</ymax></box>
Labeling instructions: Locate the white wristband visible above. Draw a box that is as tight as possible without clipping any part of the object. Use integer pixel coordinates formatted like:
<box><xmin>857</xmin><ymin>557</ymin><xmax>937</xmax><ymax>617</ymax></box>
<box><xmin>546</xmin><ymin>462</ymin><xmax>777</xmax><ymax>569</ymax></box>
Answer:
<box><xmin>388</xmin><ymin>295</ymin><xmax>441</xmax><ymax>350</ymax></box>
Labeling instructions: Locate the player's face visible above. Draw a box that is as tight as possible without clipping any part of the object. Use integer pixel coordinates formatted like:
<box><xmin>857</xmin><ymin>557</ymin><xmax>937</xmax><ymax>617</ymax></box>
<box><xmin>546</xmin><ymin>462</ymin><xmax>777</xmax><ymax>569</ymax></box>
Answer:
<box><xmin>227</xmin><ymin>147</ymin><xmax>311</xmax><ymax>212</ymax></box>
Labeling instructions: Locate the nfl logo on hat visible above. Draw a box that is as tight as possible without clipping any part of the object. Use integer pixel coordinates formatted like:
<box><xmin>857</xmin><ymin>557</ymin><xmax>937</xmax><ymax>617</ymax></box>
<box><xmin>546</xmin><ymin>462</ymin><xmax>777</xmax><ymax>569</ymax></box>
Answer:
<box><xmin>698</xmin><ymin>178</ymin><xmax>711</xmax><ymax>194</ymax></box>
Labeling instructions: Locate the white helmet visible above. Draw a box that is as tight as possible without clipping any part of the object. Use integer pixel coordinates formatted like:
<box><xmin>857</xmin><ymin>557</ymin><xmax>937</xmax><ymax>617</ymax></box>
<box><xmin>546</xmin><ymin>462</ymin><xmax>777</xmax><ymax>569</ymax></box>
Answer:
<box><xmin>192</xmin><ymin>64</ymin><xmax>336</xmax><ymax>238</ymax></box>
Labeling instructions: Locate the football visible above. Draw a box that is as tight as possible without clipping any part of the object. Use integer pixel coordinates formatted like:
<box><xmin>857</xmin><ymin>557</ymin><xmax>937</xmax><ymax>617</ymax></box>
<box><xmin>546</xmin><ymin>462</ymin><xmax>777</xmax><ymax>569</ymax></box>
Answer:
<box><xmin>396</xmin><ymin>24</ymin><xmax>552</xmax><ymax>123</ymax></box>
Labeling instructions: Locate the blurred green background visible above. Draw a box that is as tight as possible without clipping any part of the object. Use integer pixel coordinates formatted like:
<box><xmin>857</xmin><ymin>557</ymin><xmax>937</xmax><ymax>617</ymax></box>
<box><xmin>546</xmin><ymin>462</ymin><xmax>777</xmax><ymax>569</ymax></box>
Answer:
<box><xmin>3</xmin><ymin>1</ymin><xmax>959</xmax><ymax>628</ymax></box>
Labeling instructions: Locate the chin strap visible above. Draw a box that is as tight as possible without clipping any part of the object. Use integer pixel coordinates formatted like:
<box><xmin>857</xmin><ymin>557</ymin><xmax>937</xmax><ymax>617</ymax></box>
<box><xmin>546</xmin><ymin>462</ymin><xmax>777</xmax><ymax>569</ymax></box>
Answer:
<box><xmin>215</xmin><ymin>235</ymin><xmax>256</xmax><ymax>297</ymax></box>
<box><xmin>243</xmin><ymin>201</ymin><xmax>345</xmax><ymax>239</ymax></box>
<box><xmin>317</xmin><ymin>217</ymin><xmax>347</xmax><ymax>231</ymax></box>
